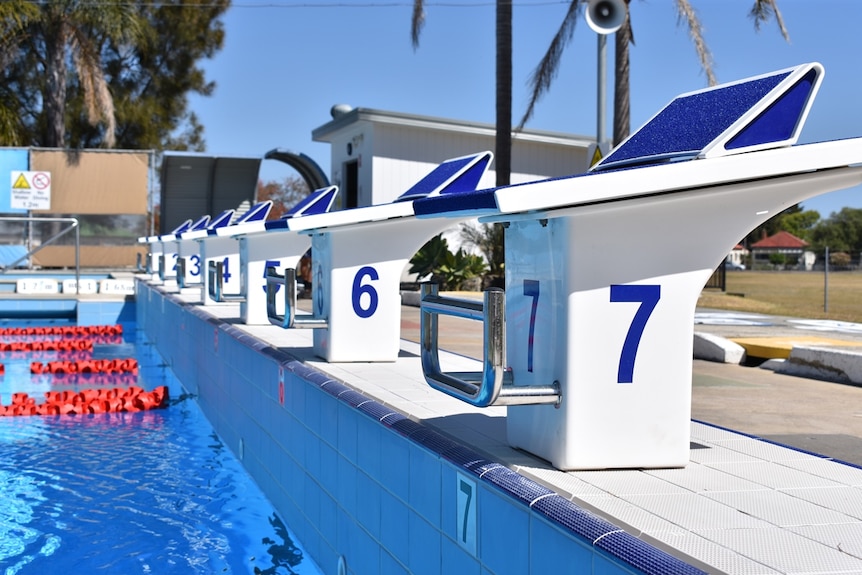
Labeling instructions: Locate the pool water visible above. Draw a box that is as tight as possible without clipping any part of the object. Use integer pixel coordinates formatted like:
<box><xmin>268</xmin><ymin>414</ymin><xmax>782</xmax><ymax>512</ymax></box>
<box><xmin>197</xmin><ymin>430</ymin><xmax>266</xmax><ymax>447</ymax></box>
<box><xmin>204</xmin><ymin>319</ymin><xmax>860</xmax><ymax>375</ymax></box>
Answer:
<box><xmin>0</xmin><ymin>323</ymin><xmax>322</xmax><ymax>575</ymax></box>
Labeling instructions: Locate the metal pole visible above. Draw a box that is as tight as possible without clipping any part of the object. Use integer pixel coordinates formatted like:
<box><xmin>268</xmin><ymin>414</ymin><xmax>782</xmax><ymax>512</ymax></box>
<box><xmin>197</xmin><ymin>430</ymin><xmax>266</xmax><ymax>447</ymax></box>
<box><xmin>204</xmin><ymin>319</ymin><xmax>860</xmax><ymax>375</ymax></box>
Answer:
<box><xmin>75</xmin><ymin>221</ymin><xmax>80</xmax><ymax>295</ymax></box>
<box><xmin>597</xmin><ymin>34</ymin><xmax>607</xmax><ymax>145</ymax></box>
<box><xmin>824</xmin><ymin>246</ymin><xmax>829</xmax><ymax>312</ymax></box>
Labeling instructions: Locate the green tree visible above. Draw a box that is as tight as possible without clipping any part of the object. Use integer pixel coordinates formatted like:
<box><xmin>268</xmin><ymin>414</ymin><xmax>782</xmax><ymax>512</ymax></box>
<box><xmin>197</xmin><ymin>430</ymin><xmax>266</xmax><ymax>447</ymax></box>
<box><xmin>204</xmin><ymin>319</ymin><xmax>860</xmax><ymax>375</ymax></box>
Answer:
<box><xmin>0</xmin><ymin>0</ymin><xmax>228</xmax><ymax>151</ymax></box>
<box><xmin>460</xmin><ymin>221</ymin><xmax>505</xmax><ymax>279</ymax></box>
<box><xmin>520</xmin><ymin>0</ymin><xmax>789</xmax><ymax>146</ymax></box>
<box><xmin>0</xmin><ymin>0</ymin><xmax>142</xmax><ymax>148</ymax></box>
<box><xmin>811</xmin><ymin>208</ymin><xmax>862</xmax><ymax>255</ymax></box>
<box><xmin>744</xmin><ymin>205</ymin><xmax>819</xmax><ymax>247</ymax></box>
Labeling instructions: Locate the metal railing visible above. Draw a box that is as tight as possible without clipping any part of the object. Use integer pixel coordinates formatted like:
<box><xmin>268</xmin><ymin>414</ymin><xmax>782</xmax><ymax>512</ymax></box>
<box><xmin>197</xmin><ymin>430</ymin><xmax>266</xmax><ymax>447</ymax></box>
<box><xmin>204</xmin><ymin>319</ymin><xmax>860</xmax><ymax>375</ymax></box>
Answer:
<box><xmin>265</xmin><ymin>266</ymin><xmax>327</xmax><ymax>329</ymax></box>
<box><xmin>0</xmin><ymin>216</ymin><xmax>81</xmax><ymax>293</ymax></box>
<box><xmin>419</xmin><ymin>283</ymin><xmax>561</xmax><ymax>407</ymax></box>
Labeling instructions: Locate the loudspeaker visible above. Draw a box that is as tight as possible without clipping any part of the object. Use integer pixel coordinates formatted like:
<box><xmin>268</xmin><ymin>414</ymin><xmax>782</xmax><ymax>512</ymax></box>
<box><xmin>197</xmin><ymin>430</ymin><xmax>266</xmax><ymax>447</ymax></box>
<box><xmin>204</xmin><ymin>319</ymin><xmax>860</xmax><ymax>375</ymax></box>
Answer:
<box><xmin>585</xmin><ymin>0</ymin><xmax>626</xmax><ymax>35</ymax></box>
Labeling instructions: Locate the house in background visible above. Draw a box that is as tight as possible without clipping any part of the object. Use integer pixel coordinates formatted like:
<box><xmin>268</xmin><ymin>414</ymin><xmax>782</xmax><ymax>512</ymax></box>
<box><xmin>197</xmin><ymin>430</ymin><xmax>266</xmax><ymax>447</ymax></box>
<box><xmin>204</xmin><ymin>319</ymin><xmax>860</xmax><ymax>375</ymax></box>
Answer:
<box><xmin>726</xmin><ymin>243</ymin><xmax>749</xmax><ymax>269</ymax></box>
<box><xmin>750</xmin><ymin>230</ymin><xmax>815</xmax><ymax>270</ymax></box>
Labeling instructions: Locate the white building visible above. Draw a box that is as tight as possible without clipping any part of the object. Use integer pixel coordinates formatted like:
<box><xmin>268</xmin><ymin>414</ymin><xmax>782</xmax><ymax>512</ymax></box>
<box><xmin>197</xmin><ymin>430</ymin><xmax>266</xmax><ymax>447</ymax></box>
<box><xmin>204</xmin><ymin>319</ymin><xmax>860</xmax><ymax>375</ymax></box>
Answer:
<box><xmin>312</xmin><ymin>105</ymin><xmax>595</xmax><ymax>208</ymax></box>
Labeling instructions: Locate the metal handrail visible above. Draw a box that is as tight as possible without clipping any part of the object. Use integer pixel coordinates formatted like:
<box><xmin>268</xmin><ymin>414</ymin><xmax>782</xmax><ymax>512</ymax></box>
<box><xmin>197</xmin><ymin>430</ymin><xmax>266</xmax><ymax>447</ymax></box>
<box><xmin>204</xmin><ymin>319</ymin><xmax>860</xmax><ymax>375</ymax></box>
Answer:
<box><xmin>158</xmin><ymin>254</ymin><xmax>169</xmax><ymax>281</ymax></box>
<box><xmin>420</xmin><ymin>283</ymin><xmax>561</xmax><ymax>407</ymax></box>
<box><xmin>207</xmin><ymin>260</ymin><xmax>246</xmax><ymax>303</ymax></box>
<box><xmin>265</xmin><ymin>266</ymin><xmax>327</xmax><ymax>329</ymax></box>
<box><xmin>176</xmin><ymin>257</ymin><xmax>186</xmax><ymax>289</ymax></box>
<box><xmin>0</xmin><ymin>216</ymin><xmax>80</xmax><ymax>293</ymax></box>
<box><xmin>136</xmin><ymin>252</ymin><xmax>151</xmax><ymax>274</ymax></box>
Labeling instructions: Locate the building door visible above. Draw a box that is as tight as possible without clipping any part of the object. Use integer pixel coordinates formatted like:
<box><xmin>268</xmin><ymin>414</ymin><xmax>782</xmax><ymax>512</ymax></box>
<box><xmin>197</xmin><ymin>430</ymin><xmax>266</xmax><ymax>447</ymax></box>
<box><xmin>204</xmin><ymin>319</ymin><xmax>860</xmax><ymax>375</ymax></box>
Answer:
<box><xmin>343</xmin><ymin>160</ymin><xmax>358</xmax><ymax>209</ymax></box>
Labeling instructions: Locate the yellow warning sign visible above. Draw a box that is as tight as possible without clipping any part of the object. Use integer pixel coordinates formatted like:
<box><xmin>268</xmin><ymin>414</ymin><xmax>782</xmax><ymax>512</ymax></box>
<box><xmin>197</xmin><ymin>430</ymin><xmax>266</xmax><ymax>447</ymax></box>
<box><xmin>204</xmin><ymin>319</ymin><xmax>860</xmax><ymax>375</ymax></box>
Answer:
<box><xmin>12</xmin><ymin>173</ymin><xmax>30</xmax><ymax>189</ymax></box>
<box><xmin>587</xmin><ymin>143</ymin><xmax>608</xmax><ymax>168</ymax></box>
<box><xmin>9</xmin><ymin>170</ymin><xmax>51</xmax><ymax>210</ymax></box>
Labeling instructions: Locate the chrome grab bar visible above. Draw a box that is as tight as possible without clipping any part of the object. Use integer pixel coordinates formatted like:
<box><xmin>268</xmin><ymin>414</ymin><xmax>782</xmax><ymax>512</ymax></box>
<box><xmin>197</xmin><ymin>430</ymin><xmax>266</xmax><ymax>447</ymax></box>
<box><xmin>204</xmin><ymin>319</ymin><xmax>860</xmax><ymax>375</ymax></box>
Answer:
<box><xmin>158</xmin><ymin>254</ymin><xmax>167</xmax><ymax>281</ymax></box>
<box><xmin>420</xmin><ymin>283</ymin><xmax>561</xmax><ymax>408</ymax></box>
<box><xmin>265</xmin><ymin>267</ymin><xmax>328</xmax><ymax>329</ymax></box>
<box><xmin>207</xmin><ymin>260</ymin><xmax>246</xmax><ymax>303</ymax></box>
<box><xmin>176</xmin><ymin>257</ymin><xmax>186</xmax><ymax>289</ymax></box>
<box><xmin>136</xmin><ymin>252</ymin><xmax>149</xmax><ymax>274</ymax></box>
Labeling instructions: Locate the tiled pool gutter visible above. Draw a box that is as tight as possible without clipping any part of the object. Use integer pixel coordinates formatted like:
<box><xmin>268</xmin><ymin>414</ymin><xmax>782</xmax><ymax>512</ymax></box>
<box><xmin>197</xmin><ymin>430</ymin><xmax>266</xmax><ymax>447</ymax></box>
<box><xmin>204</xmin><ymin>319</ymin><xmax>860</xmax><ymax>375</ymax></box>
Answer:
<box><xmin>137</xmin><ymin>281</ymin><xmax>707</xmax><ymax>575</ymax></box>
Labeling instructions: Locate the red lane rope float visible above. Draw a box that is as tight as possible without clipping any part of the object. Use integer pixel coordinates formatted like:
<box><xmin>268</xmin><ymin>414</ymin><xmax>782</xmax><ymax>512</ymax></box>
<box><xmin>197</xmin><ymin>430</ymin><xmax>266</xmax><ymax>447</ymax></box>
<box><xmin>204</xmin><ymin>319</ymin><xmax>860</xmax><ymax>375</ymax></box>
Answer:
<box><xmin>0</xmin><ymin>339</ymin><xmax>95</xmax><ymax>353</ymax></box>
<box><xmin>0</xmin><ymin>386</ymin><xmax>169</xmax><ymax>417</ymax></box>
<box><xmin>30</xmin><ymin>358</ymin><xmax>138</xmax><ymax>375</ymax></box>
<box><xmin>0</xmin><ymin>324</ymin><xmax>123</xmax><ymax>337</ymax></box>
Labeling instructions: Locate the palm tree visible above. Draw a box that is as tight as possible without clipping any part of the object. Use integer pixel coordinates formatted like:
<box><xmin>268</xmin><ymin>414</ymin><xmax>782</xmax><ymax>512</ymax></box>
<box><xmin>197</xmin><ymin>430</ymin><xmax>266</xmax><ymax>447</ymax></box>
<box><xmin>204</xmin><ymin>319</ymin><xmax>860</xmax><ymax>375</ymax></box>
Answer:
<box><xmin>1</xmin><ymin>0</ymin><xmax>141</xmax><ymax>148</ymax></box>
<box><xmin>412</xmin><ymin>0</ymin><xmax>513</xmax><ymax>186</ymax></box>
<box><xmin>520</xmin><ymin>0</ymin><xmax>790</xmax><ymax>146</ymax></box>
<box><xmin>0</xmin><ymin>1</ymin><xmax>39</xmax><ymax>145</ymax></box>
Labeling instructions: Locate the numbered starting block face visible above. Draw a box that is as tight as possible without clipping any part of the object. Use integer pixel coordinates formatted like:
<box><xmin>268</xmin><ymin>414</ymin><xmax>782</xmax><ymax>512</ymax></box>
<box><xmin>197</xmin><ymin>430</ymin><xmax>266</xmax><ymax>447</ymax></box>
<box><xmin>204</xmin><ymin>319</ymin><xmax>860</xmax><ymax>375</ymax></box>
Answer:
<box><xmin>310</xmin><ymin>218</ymin><xmax>448</xmax><ymax>362</ymax></box>
<box><xmin>239</xmin><ymin>233</ymin><xmax>310</xmax><ymax>325</ymax></box>
<box><xmin>199</xmin><ymin>237</ymin><xmax>243</xmax><ymax>305</ymax></box>
<box><xmin>176</xmin><ymin>239</ymin><xmax>204</xmax><ymax>286</ymax></box>
<box><xmin>503</xmin><ymin>217</ymin><xmax>701</xmax><ymax>470</ymax></box>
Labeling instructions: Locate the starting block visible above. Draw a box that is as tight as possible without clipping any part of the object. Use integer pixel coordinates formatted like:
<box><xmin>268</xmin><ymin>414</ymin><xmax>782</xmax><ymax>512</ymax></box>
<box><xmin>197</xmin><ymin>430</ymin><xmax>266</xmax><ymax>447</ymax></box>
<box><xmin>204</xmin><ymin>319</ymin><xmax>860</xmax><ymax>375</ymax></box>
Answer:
<box><xmin>173</xmin><ymin>211</ymin><xmax>232</xmax><ymax>288</ymax></box>
<box><xmin>136</xmin><ymin>218</ymin><xmax>193</xmax><ymax>282</ymax></box>
<box><xmin>266</xmin><ymin>152</ymin><xmax>494</xmax><ymax>362</ymax></box>
<box><xmin>180</xmin><ymin>201</ymin><xmax>272</xmax><ymax>305</ymax></box>
<box><xmin>412</xmin><ymin>63</ymin><xmax>862</xmax><ymax>470</ymax></box>
<box><xmin>205</xmin><ymin>186</ymin><xmax>338</xmax><ymax>324</ymax></box>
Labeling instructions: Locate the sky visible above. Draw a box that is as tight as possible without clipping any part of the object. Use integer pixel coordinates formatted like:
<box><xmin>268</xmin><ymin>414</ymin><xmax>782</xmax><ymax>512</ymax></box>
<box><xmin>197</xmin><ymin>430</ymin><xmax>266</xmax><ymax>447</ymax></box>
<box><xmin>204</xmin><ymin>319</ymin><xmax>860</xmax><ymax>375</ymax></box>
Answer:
<box><xmin>187</xmin><ymin>0</ymin><xmax>862</xmax><ymax>219</ymax></box>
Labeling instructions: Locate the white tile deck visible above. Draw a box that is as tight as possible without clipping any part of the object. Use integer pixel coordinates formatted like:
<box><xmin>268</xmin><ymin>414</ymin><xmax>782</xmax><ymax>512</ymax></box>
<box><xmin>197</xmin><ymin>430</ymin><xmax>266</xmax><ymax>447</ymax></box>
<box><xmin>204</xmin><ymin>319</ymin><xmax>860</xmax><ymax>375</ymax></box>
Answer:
<box><xmin>172</xmin><ymin>291</ymin><xmax>862</xmax><ymax>574</ymax></box>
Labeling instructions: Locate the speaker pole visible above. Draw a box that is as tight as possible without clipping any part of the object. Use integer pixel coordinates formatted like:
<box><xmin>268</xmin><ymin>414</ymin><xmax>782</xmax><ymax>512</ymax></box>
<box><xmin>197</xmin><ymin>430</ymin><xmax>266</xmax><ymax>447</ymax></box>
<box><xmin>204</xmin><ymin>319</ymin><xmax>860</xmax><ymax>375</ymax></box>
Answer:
<box><xmin>597</xmin><ymin>33</ymin><xmax>607</xmax><ymax>146</ymax></box>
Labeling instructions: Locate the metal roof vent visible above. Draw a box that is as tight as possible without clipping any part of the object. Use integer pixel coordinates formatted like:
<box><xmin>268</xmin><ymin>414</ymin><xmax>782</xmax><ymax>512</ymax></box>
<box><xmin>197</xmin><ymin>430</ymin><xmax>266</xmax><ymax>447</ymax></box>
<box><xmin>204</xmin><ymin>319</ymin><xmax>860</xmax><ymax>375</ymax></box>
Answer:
<box><xmin>330</xmin><ymin>104</ymin><xmax>353</xmax><ymax>119</ymax></box>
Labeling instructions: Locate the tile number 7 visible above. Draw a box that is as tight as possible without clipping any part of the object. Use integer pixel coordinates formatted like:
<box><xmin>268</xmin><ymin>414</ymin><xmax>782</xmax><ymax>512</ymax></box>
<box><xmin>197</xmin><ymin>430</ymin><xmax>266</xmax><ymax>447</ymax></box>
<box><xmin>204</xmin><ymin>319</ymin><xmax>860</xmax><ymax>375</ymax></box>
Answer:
<box><xmin>610</xmin><ymin>284</ymin><xmax>661</xmax><ymax>384</ymax></box>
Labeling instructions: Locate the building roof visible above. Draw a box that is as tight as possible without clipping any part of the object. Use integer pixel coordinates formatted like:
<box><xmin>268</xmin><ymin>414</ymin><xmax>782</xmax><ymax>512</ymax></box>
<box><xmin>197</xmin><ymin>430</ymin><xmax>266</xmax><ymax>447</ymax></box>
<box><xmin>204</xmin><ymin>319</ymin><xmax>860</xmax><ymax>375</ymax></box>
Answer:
<box><xmin>312</xmin><ymin>106</ymin><xmax>594</xmax><ymax>149</ymax></box>
<box><xmin>750</xmin><ymin>230</ymin><xmax>809</xmax><ymax>250</ymax></box>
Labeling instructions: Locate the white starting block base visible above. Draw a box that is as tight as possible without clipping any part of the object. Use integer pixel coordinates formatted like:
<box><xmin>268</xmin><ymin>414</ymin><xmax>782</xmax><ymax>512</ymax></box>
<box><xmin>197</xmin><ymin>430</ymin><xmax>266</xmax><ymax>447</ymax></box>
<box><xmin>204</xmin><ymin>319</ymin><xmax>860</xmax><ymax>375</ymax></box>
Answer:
<box><xmin>239</xmin><ymin>233</ymin><xmax>310</xmax><ymax>325</ymax></box>
<box><xmin>311</xmin><ymin>218</ymin><xmax>451</xmax><ymax>362</ymax></box>
<box><xmin>502</xmin><ymin>168</ymin><xmax>862</xmax><ymax>470</ymax></box>
<box><xmin>199</xmin><ymin>236</ymin><xmax>242</xmax><ymax>305</ymax></box>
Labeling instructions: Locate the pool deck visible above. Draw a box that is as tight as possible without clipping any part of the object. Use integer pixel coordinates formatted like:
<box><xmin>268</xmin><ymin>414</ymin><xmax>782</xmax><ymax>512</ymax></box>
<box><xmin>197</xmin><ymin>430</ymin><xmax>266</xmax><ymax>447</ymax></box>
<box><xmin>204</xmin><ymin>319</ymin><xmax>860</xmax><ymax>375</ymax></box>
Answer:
<box><xmin>166</xmin><ymin>284</ymin><xmax>862</xmax><ymax>574</ymax></box>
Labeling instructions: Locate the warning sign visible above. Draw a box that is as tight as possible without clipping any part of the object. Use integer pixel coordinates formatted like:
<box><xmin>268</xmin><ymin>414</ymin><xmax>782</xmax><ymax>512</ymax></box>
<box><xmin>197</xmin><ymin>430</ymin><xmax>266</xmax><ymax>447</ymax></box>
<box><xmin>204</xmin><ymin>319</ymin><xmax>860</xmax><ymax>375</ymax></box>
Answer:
<box><xmin>10</xmin><ymin>170</ymin><xmax>51</xmax><ymax>210</ymax></box>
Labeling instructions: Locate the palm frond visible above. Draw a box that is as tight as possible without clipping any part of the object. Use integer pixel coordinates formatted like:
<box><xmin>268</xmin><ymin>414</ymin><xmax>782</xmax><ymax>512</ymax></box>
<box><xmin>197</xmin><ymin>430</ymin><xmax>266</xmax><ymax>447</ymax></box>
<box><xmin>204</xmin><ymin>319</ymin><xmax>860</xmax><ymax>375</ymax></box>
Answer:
<box><xmin>411</xmin><ymin>0</ymin><xmax>425</xmax><ymax>49</ymax></box>
<box><xmin>750</xmin><ymin>0</ymin><xmax>790</xmax><ymax>42</ymax></box>
<box><xmin>517</xmin><ymin>0</ymin><xmax>582</xmax><ymax>129</ymax></box>
<box><xmin>675</xmin><ymin>0</ymin><xmax>716</xmax><ymax>86</ymax></box>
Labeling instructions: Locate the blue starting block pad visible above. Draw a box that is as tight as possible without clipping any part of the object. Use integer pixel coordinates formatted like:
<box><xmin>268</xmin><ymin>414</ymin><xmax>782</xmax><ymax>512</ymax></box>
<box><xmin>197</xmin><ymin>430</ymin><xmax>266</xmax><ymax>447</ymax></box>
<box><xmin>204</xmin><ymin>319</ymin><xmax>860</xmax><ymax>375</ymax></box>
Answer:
<box><xmin>264</xmin><ymin>152</ymin><xmax>493</xmax><ymax>362</ymax></box>
<box><xmin>409</xmin><ymin>62</ymin><xmax>862</xmax><ymax>470</ymax></box>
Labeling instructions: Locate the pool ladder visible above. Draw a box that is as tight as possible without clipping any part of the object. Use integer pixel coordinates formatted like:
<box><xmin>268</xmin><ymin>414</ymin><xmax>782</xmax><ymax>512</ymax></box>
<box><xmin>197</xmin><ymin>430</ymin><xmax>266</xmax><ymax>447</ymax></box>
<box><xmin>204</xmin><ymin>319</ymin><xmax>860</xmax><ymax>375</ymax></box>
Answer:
<box><xmin>419</xmin><ymin>283</ymin><xmax>561</xmax><ymax>408</ymax></box>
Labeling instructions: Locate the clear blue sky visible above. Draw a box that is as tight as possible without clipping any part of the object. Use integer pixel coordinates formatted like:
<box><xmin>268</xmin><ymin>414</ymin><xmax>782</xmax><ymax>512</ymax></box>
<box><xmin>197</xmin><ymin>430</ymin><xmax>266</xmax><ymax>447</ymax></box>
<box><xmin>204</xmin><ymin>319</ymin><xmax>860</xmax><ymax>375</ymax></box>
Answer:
<box><xmin>188</xmin><ymin>0</ymin><xmax>862</xmax><ymax>219</ymax></box>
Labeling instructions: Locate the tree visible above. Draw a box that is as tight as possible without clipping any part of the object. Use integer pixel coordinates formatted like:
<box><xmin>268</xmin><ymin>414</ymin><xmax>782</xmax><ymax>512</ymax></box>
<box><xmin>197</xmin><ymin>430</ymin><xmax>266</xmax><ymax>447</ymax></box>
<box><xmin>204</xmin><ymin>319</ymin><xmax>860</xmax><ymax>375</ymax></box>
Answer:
<box><xmin>744</xmin><ymin>205</ymin><xmax>819</xmax><ymax>247</ymax></box>
<box><xmin>0</xmin><ymin>0</ymin><xmax>143</xmax><ymax>148</ymax></box>
<box><xmin>811</xmin><ymin>208</ymin><xmax>862</xmax><ymax>255</ymax></box>
<box><xmin>520</xmin><ymin>0</ymin><xmax>790</xmax><ymax>146</ymax></box>
<box><xmin>0</xmin><ymin>0</ymin><xmax>228</xmax><ymax>151</ymax></box>
<box><xmin>257</xmin><ymin>176</ymin><xmax>311</xmax><ymax>220</ymax></box>
<box><xmin>412</xmin><ymin>0</ymin><xmax>513</xmax><ymax>187</ymax></box>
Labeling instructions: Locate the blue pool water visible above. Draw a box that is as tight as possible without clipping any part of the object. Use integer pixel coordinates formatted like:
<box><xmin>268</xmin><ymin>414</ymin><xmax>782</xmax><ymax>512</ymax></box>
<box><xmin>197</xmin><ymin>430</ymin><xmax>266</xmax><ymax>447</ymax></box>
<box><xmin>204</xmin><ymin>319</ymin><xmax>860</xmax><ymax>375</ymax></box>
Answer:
<box><xmin>0</xmin><ymin>323</ymin><xmax>322</xmax><ymax>575</ymax></box>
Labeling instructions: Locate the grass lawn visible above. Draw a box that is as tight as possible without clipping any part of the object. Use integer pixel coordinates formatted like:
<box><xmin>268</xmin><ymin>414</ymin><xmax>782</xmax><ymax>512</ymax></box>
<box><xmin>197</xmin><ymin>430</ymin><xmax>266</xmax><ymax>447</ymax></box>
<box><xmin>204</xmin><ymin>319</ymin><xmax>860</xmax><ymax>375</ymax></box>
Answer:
<box><xmin>698</xmin><ymin>270</ymin><xmax>862</xmax><ymax>323</ymax></box>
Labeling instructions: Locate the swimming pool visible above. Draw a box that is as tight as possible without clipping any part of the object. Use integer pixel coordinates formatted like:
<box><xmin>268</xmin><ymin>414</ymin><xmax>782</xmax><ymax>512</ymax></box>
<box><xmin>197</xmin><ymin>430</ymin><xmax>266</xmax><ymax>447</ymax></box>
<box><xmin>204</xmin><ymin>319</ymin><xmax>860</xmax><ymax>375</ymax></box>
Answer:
<box><xmin>0</xmin><ymin>322</ymin><xmax>322</xmax><ymax>574</ymax></box>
